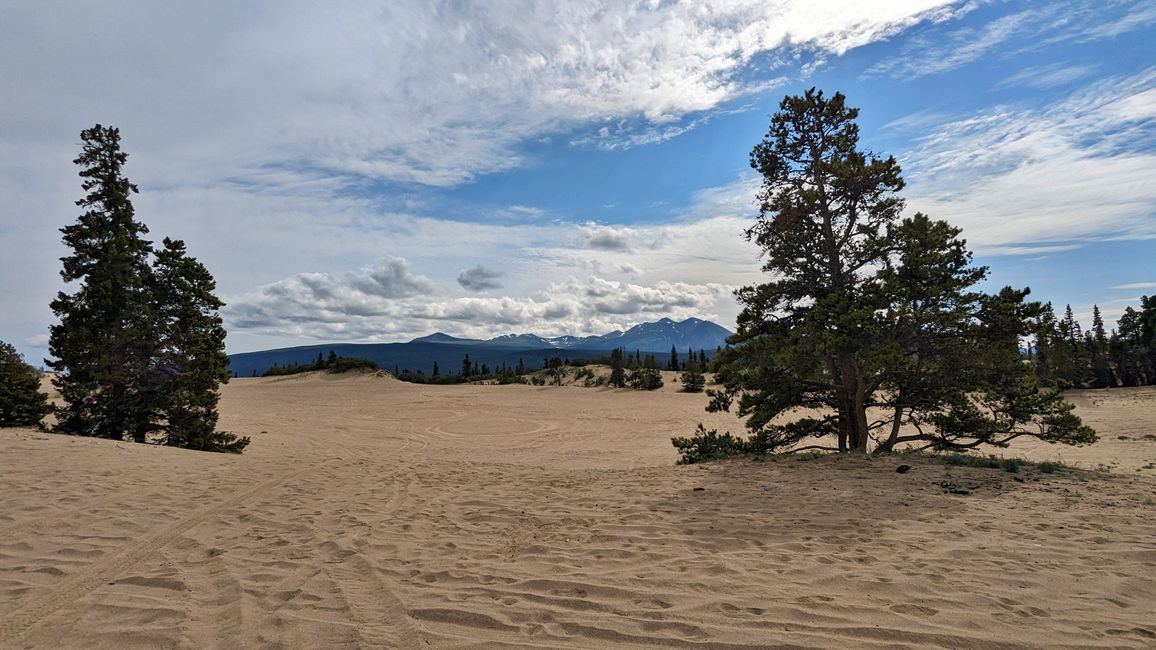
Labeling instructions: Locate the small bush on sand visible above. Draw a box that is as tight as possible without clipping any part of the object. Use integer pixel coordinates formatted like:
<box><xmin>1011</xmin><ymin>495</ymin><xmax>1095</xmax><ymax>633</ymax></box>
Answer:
<box><xmin>627</xmin><ymin>367</ymin><xmax>663</xmax><ymax>390</ymax></box>
<box><xmin>672</xmin><ymin>425</ymin><xmax>765</xmax><ymax>464</ymax></box>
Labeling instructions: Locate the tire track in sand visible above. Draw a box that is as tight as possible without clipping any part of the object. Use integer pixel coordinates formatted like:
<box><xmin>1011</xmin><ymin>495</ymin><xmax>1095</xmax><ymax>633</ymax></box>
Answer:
<box><xmin>0</xmin><ymin>466</ymin><xmax>306</xmax><ymax>645</ymax></box>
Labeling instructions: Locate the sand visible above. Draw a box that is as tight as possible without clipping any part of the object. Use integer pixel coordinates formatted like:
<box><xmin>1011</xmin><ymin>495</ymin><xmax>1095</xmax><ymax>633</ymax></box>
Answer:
<box><xmin>1</xmin><ymin>372</ymin><xmax>1154</xmax><ymax>648</ymax></box>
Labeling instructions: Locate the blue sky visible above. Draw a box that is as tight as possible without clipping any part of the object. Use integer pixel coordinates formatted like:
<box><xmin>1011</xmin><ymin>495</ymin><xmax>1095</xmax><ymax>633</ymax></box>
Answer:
<box><xmin>1</xmin><ymin>1</ymin><xmax>1154</xmax><ymax>359</ymax></box>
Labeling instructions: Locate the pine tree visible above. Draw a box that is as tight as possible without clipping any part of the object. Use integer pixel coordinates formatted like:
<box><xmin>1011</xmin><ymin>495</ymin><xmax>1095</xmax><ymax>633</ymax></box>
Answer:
<box><xmin>461</xmin><ymin>354</ymin><xmax>472</xmax><ymax>377</ymax></box>
<box><xmin>703</xmin><ymin>90</ymin><xmax>1093</xmax><ymax>454</ymax></box>
<box><xmin>680</xmin><ymin>357</ymin><xmax>705</xmax><ymax>393</ymax></box>
<box><xmin>0</xmin><ymin>341</ymin><xmax>52</xmax><ymax>427</ymax></box>
<box><xmin>1033</xmin><ymin>302</ymin><xmax>1064</xmax><ymax>386</ymax></box>
<box><xmin>152</xmin><ymin>238</ymin><xmax>247</xmax><ymax>452</ymax></box>
<box><xmin>49</xmin><ymin>125</ymin><xmax>157</xmax><ymax>441</ymax></box>
<box><xmin>608</xmin><ymin>348</ymin><xmax>626</xmax><ymax>388</ymax></box>
<box><xmin>327</xmin><ymin>349</ymin><xmax>338</xmax><ymax>367</ymax></box>
<box><xmin>1089</xmin><ymin>305</ymin><xmax>1112</xmax><ymax>388</ymax></box>
<box><xmin>1114</xmin><ymin>307</ymin><xmax>1144</xmax><ymax>385</ymax></box>
<box><xmin>668</xmin><ymin>345</ymin><xmax>680</xmax><ymax>371</ymax></box>
<box><xmin>432</xmin><ymin>361</ymin><xmax>440</xmax><ymax>377</ymax></box>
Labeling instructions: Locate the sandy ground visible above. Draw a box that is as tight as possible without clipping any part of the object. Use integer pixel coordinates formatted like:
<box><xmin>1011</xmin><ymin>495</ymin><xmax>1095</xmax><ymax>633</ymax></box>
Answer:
<box><xmin>1</xmin><ymin>373</ymin><xmax>1154</xmax><ymax>649</ymax></box>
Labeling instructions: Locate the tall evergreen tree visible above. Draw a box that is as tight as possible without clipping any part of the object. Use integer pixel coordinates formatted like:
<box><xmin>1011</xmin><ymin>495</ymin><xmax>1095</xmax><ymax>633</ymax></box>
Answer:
<box><xmin>49</xmin><ymin>125</ymin><xmax>157</xmax><ymax>441</ymax></box>
<box><xmin>1113</xmin><ymin>306</ymin><xmax>1149</xmax><ymax>385</ymax></box>
<box><xmin>1033</xmin><ymin>302</ymin><xmax>1064</xmax><ymax>387</ymax></box>
<box><xmin>702</xmin><ymin>90</ymin><xmax>1093</xmax><ymax>454</ymax></box>
<box><xmin>0</xmin><ymin>341</ymin><xmax>52</xmax><ymax>427</ymax></box>
<box><xmin>668</xmin><ymin>345</ymin><xmax>680</xmax><ymax>371</ymax></box>
<box><xmin>152</xmin><ymin>238</ymin><xmax>248</xmax><ymax>452</ymax></box>
<box><xmin>608</xmin><ymin>348</ymin><xmax>626</xmax><ymax>388</ymax></box>
<box><xmin>1089</xmin><ymin>305</ymin><xmax>1112</xmax><ymax>388</ymax></box>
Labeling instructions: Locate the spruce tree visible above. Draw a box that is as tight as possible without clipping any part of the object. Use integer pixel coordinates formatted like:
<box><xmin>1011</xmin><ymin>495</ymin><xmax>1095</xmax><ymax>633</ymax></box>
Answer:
<box><xmin>1089</xmin><ymin>305</ymin><xmax>1112</xmax><ymax>388</ymax></box>
<box><xmin>49</xmin><ymin>125</ymin><xmax>157</xmax><ymax>441</ymax></box>
<box><xmin>680</xmin><ymin>357</ymin><xmax>705</xmax><ymax>393</ymax></box>
<box><xmin>152</xmin><ymin>238</ymin><xmax>247</xmax><ymax>452</ymax></box>
<box><xmin>703</xmin><ymin>90</ymin><xmax>1093</xmax><ymax>454</ymax></box>
<box><xmin>0</xmin><ymin>341</ymin><xmax>52</xmax><ymax>427</ymax></box>
<box><xmin>1114</xmin><ymin>305</ymin><xmax>1152</xmax><ymax>385</ymax></box>
<box><xmin>668</xmin><ymin>345</ymin><xmax>680</xmax><ymax>371</ymax></box>
<box><xmin>608</xmin><ymin>348</ymin><xmax>626</xmax><ymax>388</ymax></box>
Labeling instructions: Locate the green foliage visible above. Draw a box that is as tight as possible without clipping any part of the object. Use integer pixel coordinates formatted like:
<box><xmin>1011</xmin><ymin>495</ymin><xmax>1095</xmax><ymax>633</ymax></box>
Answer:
<box><xmin>608</xmin><ymin>348</ymin><xmax>626</xmax><ymax>388</ymax></box>
<box><xmin>1030</xmin><ymin>297</ymin><xmax>1156</xmax><ymax>389</ymax></box>
<box><xmin>627</xmin><ymin>367</ymin><xmax>664</xmax><ymax>390</ymax></box>
<box><xmin>49</xmin><ymin>124</ymin><xmax>157</xmax><ymax>442</ymax></box>
<box><xmin>0</xmin><ymin>341</ymin><xmax>52</xmax><ymax>427</ymax></box>
<box><xmin>679</xmin><ymin>359</ymin><xmax>705</xmax><ymax>392</ymax></box>
<box><xmin>48</xmin><ymin>125</ymin><xmax>245</xmax><ymax>452</ymax></box>
<box><xmin>1037</xmin><ymin>461</ymin><xmax>1063</xmax><ymax>474</ymax></box>
<box><xmin>702</xmin><ymin>89</ymin><xmax>1095</xmax><ymax>456</ymax></box>
<box><xmin>152</xmin><ymin>238</ymin><xmax>245</xmax><ymax>452</ymax></box>
<box><xmin>329</xmin><ymin>356</ymin><xmax>379</xmax><ymax>373</ymax></box>
<box><xmin>672</xmin><ymin>424</ymin><xmax>760</xmax><ymax>464</ymax></box>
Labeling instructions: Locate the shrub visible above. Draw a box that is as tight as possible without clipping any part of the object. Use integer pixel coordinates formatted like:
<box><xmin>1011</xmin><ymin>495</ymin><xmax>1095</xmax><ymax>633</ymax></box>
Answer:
<box><xmin>0</xmin><ymin>341</ymin><xmax>52</xmax><ymax>427</ymax></box>
<box><xmin>672</xmin><ymin>424</ymin><xmax>757</xmax><ymax>464</ymax></box>
<box><xmin>627</xmin><ymin>367</ymin><xmax>664</xmax><ymax>390</ymax></box>
<box><xmin>680</xmin><ymin>367</ymin><xmax>705</xmax><ymax>392</ymax></box>
<box><xmin>1038</xmin><ymin>461</ymin><xmax>1063</xmax><ymax>474</ymax></box>
<box><xmin>329</xmin><ymin>356</ymin><xmax>379</xmax><ymax>373</ymax></box>
<box><xmin>1001</xmin><ymin>457</ymin><xmax>1024</xmax><ymax>473</ymax></box>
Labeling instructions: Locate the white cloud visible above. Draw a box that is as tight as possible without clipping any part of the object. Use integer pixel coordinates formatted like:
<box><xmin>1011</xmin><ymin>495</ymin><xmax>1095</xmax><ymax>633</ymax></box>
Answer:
<box><xmin>996</xmin><ymin>63</ymin><xmax>1100</xmax><ymax>90</ymax></box>
<box><xmin>0</xmin><ymin>1</ymin><xmax>963</xmax><ymax>190</ymax></box>
<box><xmin>1111</xmin><ymin>282</ymin><xmax>1156</xmax><ymax>290</ymax></box>
<box><xmin>901</xmin><ymin>68</ymin><xmax>1156</xmax><ymax>253</ymax></box>
<box><xmin>866</xmin><ymin>1</ymin><xmax>1156</xmax><ymax>80</ymax></box>
<box><xmin>865</xmin><ymin>9</ymin><xmax>1035</xmax><ymax>79</ymax></box>
<box><xmin>228</xmin><ymin>268</ymin><xmax>734</xmax><ymax>342</ymax></box>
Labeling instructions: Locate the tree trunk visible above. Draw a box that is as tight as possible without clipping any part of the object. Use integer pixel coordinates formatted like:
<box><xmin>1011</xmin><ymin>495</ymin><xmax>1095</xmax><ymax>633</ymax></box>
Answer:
<box><xmin>835</xmin><ymin>354</ymin><xmax>871</xmax><ymax>452</ymax></box>
<box><xmin>878</xmin><ymin>405</ymin><xmax>903</xmax><ymax>454</ymax></box>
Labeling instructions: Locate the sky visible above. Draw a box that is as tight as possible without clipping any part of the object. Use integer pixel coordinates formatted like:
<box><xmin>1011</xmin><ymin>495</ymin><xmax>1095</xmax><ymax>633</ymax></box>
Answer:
<box><xmin>1</xmin><ymin>0</ymin><xmax>1154</xmax><ymax>361</ymax></box>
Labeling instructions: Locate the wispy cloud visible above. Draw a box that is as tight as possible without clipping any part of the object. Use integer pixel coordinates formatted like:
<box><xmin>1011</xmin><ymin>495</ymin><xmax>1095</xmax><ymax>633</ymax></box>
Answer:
<box><xmin>995</xmin><ymin>63</ymin><xmax>1100</xmax><ymax>90</ymax></box>
<box><xmin>1110</xmin><ymin>282</ymin><xmax>1156</xmax><ymax>290</ymax></box>
<box><xmin>866</xmin><ymin>0</ymin><xmax>1156</xmax><ymax>81</ymax></box>
<box><xmin>865</xmin><ymin>9</ymin><xmax>1036</xmax><ymax>79</ymax></box>
<box><xmin>902</xmin><ymin>68</ymin><xmax>1156</xmax><ymax>253</ymax></box>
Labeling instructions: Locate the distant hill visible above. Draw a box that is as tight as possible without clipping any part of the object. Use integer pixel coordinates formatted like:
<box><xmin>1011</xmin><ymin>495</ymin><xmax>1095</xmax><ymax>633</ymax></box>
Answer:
<box><xmin>227</xmin><ymin>317</ymin><xmax>732</xmax><ymax>377</ymax></box>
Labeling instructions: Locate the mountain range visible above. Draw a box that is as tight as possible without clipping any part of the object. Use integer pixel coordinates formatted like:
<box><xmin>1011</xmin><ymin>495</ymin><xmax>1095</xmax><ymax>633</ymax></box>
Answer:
<box><xmin>227</xmin><ymin>317</ymin><xmax>732</xmax><ymax>377</ymax></box>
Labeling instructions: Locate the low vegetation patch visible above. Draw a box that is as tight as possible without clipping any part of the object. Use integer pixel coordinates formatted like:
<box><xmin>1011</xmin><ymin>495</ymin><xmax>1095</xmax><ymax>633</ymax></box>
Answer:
<box><xmin>672</xmin><ymin>425</ymin><xmax>758</xmax><ymax>465</ymax></box>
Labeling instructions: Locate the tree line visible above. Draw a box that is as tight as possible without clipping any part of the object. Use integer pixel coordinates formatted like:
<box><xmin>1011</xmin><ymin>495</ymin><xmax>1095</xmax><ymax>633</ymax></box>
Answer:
<box><xmin>0</xmin><ymin>126</ymin><xmax>245</xmax><ymax>451</ymax></box>
<box><xmin>1032</xmin><ymin>300</ymin><xmax>1156</xmax><ymax>389</ymax></box>
<box><xmin>260</xmin><ymin>350</ymin><xmax>379</xmax><ymax>377</ymax></box>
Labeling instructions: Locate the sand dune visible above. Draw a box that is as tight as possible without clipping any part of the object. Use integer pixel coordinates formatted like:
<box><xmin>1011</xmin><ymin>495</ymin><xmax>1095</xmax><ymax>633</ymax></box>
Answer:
<box><xmin>2</xmin><ymin>374</ymin><xmax>1154</xmax><ymax>648</ymax></box>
